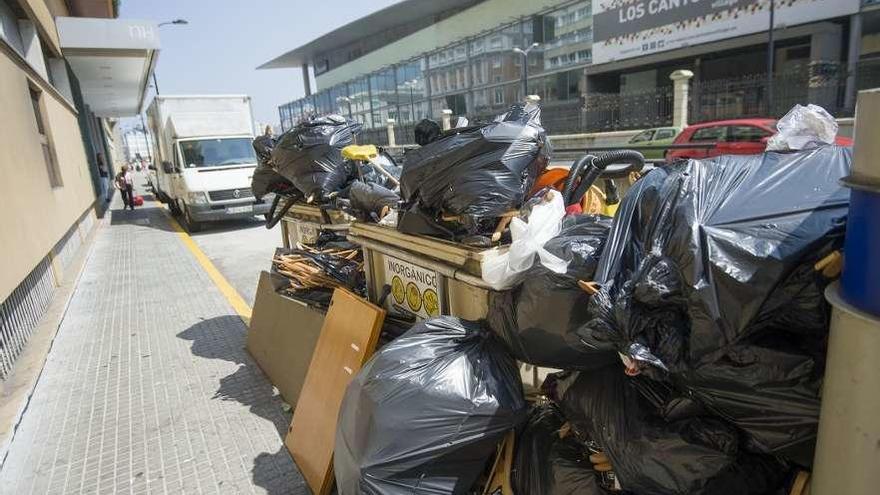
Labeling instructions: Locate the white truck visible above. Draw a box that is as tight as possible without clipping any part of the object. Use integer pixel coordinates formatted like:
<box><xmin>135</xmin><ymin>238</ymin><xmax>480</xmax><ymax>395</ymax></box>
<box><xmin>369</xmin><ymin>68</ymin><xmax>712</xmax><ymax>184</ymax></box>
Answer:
<box><xmin>147</xmin><ymin>95</ymin><xmax>271</xmax><ymax>232</ymax></box>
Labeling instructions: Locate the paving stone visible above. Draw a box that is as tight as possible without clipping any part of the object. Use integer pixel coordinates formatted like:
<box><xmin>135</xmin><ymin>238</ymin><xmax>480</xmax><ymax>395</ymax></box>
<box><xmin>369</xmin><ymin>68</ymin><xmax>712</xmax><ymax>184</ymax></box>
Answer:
<box><xmin>0</xmin><ymin>197</ymin><xmax>308</xmax><ymax>495</ymax></box>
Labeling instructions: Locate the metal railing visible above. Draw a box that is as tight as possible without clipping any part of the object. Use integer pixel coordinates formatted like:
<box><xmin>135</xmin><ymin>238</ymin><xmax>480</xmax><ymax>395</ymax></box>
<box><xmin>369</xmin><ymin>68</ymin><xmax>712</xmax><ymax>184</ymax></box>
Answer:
<box><xmin>0</xmin><ymin>257</ymin><xmax>56</xmax><ymax>379</ymax></box>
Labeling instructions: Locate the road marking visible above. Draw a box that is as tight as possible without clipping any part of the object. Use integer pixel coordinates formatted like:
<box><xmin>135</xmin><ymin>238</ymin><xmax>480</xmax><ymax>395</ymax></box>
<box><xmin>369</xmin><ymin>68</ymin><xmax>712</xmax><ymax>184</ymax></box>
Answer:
<box><xmin>164</xmin><ymin>211</ymin><xmax>253</xmax><ymax>324</ymax></box>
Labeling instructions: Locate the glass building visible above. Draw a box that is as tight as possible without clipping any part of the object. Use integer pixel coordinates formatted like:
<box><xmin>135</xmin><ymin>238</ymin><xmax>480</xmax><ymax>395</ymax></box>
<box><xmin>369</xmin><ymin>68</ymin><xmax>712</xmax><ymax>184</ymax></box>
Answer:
<box><xmin>275</xmin><ymin>1</ymin><xmax>594</xmax><ymax>133</ymax></box>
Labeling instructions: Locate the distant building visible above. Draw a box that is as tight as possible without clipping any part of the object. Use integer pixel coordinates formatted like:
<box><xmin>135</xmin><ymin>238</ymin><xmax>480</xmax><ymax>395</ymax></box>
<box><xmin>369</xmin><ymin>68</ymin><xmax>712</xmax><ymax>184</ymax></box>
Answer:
<box><xmin>261</xmin><ymin>0</ymin><xmax>880</xmax><ymax>136</ymax></box>
<box><xmin>122</xmin><ymin>131</ymin><xmax>153</xmax><ymax>163</ymax></box>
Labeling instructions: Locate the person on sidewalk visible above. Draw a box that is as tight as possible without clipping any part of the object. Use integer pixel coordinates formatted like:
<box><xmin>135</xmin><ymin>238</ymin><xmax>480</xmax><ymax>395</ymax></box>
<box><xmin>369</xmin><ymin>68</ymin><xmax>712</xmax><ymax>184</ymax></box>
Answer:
<box><xmin>115</xmin><ymin>165</ymin><xmax>135</xmax><ymax>210</ymax></box>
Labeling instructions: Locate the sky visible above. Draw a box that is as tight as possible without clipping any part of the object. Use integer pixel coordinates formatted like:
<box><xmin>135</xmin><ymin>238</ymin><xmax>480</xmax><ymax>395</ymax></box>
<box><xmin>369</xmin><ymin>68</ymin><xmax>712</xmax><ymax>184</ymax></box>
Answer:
<box><xmin>119</xmin><ymin>0</ymin><xmax>400</xmax><ymax>127</ymax></box>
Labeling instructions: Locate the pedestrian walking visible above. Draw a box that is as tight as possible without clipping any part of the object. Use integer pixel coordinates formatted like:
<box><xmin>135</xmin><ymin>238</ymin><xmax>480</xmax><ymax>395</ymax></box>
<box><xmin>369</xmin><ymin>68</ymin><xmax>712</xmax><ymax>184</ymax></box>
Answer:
<box><xmin>115</xmin><ymin>165</ymin><xmax>135</xmax><ymax>210</ymax></box>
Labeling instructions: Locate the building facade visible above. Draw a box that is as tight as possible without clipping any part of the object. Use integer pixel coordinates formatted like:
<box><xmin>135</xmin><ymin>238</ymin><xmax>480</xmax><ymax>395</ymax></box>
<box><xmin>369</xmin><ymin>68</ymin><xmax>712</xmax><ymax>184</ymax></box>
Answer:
<box><xmin>0</xmin><ymin>0</ymin><xmax>158</xmax><ymax>380</ymax></box>
<box><xmin>264</xmin><ymin>0</ymin><xmax>880</xmax><ymax>138</ymax></box>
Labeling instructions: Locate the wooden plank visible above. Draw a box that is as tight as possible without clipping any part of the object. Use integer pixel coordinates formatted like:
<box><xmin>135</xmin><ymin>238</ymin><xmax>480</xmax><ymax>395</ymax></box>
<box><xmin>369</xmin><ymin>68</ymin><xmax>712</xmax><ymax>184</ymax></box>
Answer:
<box><xmin>285</xmin><ymin>288</ymin><xmax>386</xmax><ymax>495</ymax></box>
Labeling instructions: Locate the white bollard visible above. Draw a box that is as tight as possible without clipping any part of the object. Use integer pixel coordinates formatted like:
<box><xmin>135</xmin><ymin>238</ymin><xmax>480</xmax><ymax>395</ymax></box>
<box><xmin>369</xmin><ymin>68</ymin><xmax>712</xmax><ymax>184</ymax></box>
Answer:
<box><xmin>386</xmin><ymin>118</ymin><xmax>396</xmax><ymax>147</ymax></box>
<box><xmin>669</xmin><ymin>70</ymin><xmax>694</xmax><ymax>129</ymax></box>
<box><xmin>441</xmin><ymin>109</ymin><xmax>453</xmax><ymax>131</ymax></box>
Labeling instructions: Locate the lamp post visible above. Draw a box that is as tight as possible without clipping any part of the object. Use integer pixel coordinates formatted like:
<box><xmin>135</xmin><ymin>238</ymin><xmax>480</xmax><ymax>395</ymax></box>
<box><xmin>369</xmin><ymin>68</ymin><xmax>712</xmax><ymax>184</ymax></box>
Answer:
<box><xmin>153</xmin><ymin>19</ymin><xmax>188</xmax><ymax>95</ymax></box>
<box><xmin>766</xmin><ymin>0</ymin><xmax>775</xmax><ymax>115</ymax></box>
<box><xmin>512</xmin><ymin>43</ymin><xmax>540</xmax><ymax>99</ymax></box>
<box><xmin>336</xmin><ymin>96</ymin><xmax>354</xmax><ymax>120</ymax></box>
<box><xmin>403</xmin><ymin>79</ymin><xmax>419</xmax><ymax>122</ymax></box>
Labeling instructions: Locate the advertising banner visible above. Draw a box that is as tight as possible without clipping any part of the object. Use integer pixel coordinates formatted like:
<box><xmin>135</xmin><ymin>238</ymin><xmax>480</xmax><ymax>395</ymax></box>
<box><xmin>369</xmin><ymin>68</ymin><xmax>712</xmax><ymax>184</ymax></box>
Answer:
<box><xmin>591</xmin><ymin>0</ymin><xmax>860</xmax><ymax>65</ymax></box>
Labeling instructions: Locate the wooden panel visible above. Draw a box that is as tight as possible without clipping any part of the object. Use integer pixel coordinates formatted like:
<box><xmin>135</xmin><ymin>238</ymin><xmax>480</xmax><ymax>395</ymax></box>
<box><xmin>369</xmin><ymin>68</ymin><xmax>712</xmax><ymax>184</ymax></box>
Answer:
<box><xmin>285</xmin><ymin>288</ymin><xmax>386</xmax><ymax>495</ymax></box>
<box><xmin>246</xmin><ymin>271</ymin><xmax>324</xmax><ymax>406</ymax></box>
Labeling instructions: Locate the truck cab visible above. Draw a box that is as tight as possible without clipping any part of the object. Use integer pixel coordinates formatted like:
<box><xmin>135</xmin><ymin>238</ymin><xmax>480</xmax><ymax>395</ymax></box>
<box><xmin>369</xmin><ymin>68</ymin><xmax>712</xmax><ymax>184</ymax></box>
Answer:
<box><xmin>148</xmin><ymin>95</ymin><xmax>271</xmax><ymax>232</ymax></box>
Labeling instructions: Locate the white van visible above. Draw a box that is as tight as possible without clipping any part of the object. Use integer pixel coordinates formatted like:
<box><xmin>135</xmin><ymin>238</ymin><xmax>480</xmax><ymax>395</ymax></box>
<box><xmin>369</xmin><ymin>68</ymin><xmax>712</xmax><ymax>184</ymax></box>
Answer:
<box><xmin>147</xmin><ymin>95</ymin><xmax>271</xmax><ymax>231</ymax></box>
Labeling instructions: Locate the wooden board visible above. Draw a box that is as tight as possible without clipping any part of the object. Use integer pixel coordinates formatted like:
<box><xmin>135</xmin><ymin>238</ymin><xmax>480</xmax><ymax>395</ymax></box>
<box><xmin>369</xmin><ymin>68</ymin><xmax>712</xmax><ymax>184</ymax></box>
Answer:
<box><xmin>285</xmin><ymin>288</ymin><xmax>386</xmax><ymax>495</ymax></box>
<box><xmin>246</xmin><ymin>271</ymin><xmax>324</xmax><ymax>406</ymax></box>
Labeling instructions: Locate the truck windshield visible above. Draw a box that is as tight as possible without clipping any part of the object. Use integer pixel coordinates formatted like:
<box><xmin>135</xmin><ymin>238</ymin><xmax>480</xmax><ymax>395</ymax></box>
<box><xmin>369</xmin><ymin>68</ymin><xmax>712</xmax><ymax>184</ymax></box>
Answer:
<box><xmin>179</xmin><ymin>138</ymin><xmax>256</xmax><ymax>168</ymax></box>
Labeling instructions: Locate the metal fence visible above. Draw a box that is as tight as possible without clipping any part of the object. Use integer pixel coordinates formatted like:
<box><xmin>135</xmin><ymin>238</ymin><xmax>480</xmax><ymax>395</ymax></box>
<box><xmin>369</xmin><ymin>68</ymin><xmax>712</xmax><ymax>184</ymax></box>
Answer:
<box><xmin>691</xmin><ymin>63</ymin><xmax>852</xmax><ymax>122</ymax></box>
<box><xmin>0</xmin><ymin>257</ymin><xmax>56</xmax><ymax>380</ymax></box>
<box><xmin>583</xmin><ymin>86</ymin><xmax>674</xmax><ymax>132</ymax></box>
<box><xmin>349</xmin><ymin>60</ymin><xmax>880</xmax><ymax>143</ymax></box>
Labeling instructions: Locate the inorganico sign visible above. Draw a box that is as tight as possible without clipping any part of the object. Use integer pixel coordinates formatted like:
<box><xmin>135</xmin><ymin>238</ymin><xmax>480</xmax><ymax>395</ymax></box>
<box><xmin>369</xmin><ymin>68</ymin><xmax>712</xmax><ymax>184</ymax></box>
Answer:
<box><xmin>591</xmin><ymin>0</ymin><xmax>859</xmax><ymax>65</ymax></box>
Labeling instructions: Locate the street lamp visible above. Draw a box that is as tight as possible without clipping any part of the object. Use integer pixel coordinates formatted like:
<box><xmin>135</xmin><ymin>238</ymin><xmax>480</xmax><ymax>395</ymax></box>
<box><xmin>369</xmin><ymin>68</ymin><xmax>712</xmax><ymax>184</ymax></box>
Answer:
<box><xmin>766</xmin><ymin>0</ymin><xmax>775</xmax><ymax>115</ymax></box>
<box><xmin>336</xmin><ymin>96</ymin><xmax>354</xmax><ymax>120</ymax></box>
<box><xmin>512</xmin><ymin>43</ymin><xmax>540</xmax><ymax>99</ymax></box>
<box><xmin>152</xmin><ymin>19</ymin><xmax>189</xmax><ymax>94</ymax></box>
<box><xmin>403</xmin><ymin>79</ymin><xmax>419</xmax><ymax>122</ymax></box>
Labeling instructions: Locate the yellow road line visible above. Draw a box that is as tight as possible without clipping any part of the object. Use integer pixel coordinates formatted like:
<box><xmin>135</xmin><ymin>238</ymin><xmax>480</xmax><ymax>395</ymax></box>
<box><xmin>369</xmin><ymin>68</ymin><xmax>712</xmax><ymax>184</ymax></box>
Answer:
<box><xmin>165</xmin><ymin>211</ymin><xmax>253</xmax><ymax>324</ymax></box>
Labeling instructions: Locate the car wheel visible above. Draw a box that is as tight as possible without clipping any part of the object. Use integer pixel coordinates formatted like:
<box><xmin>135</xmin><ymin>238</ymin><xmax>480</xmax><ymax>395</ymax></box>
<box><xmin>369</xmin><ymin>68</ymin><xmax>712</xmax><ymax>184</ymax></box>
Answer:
<box><xmin>183</xmin><ymin>205</ymin><xmax>203</xmax><ymax>233</ymax></box>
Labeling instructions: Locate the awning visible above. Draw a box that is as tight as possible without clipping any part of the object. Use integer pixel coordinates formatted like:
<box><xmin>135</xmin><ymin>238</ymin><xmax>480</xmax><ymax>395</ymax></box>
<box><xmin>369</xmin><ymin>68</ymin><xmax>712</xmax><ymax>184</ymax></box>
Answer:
<box><xmin>55</xmin><ymin>17</ymin><xmax>160</xmax><ymax>117</ymax></box>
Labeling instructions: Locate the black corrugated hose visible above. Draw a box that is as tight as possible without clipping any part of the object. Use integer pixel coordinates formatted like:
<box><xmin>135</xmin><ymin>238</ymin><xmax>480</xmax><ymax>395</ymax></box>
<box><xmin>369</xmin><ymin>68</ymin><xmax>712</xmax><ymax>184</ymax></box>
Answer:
<box><xmin>565</xmin><ymin>150</ymin><xmax>645</xmax><ymax>206</ymax></box>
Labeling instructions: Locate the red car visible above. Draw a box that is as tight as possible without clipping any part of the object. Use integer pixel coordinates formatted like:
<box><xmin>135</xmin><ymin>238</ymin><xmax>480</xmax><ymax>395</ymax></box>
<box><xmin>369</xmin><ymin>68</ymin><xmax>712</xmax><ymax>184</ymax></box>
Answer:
<box><xmin>665</xmin><ymin>118</ymin><xmax>853</xmax><ymax>162</ymax></box>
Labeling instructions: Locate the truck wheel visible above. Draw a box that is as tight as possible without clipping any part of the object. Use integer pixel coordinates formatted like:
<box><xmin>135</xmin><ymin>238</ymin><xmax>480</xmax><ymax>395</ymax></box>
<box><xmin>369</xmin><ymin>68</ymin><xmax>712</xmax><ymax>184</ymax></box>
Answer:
<box><xmin>183</xmin><ymin>205</ymin><xmax>202</xmax><ymax>233</ymax></box>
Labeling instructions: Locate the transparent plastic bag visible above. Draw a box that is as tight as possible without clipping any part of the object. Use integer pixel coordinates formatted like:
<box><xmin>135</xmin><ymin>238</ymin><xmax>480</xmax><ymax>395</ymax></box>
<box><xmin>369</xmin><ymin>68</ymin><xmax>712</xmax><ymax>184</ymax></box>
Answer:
<box><xmin>766</xmin><ymin>104</ymin><xmax>838</xmax><ymax>151</ymax></box>
<box><xmin>481</xmin><ymin>190</ymin><xmax>567</xmax><ymax>290</ymax></box>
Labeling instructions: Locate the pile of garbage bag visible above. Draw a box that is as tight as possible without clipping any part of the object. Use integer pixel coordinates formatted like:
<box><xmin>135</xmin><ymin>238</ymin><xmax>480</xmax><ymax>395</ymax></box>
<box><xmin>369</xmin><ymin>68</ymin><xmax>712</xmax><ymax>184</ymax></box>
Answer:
<box><xmin>270</xmin><ymin>114</ymin><xmax>362</xmax><ymax>200</ymax></box>
<box><xmin>487</xmin><ymin>213</ymin><xmax>619</xmax><ymax>370</ymax></box>
<box><xmin>579</xmin><ymin>145</ymin><xmax>850</xmax><ymax>466</ymax></box>
<box><xmin>335</xmin><ymin>317</ymin><xmax>526</xmax><ymax>495</ymax></box>
<box><xmin>397</xmin><ymin>103</ymin><xmax>549</xmax><ymax>239</ymax></box>
<box><xmin>512</xmin><ymin>403</ymin><xmax>610</xmax><ymax>495</ymax></box>
<box><xmin>549</xmin><ymin>366</ymin><xmax>789</xmax><ymax>495</ymax></box>
<box><xmin>250</xmin><ymin>133</ymin><xmax>295</xmax><ymax>200</ymax></box>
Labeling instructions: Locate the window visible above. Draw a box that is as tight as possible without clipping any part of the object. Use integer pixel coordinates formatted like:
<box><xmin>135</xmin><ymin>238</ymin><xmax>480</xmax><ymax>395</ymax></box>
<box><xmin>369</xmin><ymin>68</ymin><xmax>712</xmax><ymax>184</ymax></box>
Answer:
<box><xmin>630</xmin><ymin>130</ymin><xmax>656</xmax><ymax>143</ymax></box>
<box><xmin>492</xmin><ymin>56</ymin><xmax>501</xmax><ymax>69</ymax></box>
<box><xmin>690</xmin><ymin>126</ymin><xmax>726</xmax><ymax>142</ymax></box>
<box><xmin>494</xmin><ymin>88</ymin><xmax>504</xmax><ymax>105</ymax></box>
<box><xmin>179</xmin><ymin>138</ymin><xmax>256</xmax><ymax>168</ymax></box>
<box><xmin>29</xmin><ymin>86</ymin><xmax>61</xmax><ymax>187</ymax></box>
<box><xmin>729</xmin><ymin>125</ymin><xmax>771</xmax><ymax>142</ymax></box>
<box><xmin>655</xmin><ymin>129</ymin><xmax>677</xmax><ymax>140</ymax></box>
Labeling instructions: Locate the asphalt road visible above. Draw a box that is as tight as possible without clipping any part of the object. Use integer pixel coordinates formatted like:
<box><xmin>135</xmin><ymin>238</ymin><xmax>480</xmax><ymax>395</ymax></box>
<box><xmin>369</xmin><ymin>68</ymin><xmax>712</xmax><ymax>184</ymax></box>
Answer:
<box><xmin>188</xmin><ymin>217</ymin><xmax>280</xmax><ymax>307</ymax></box>
<box><xmin>134</xmin><ymin>171</ymin><xmax>281</xmax><ymax>308</ymax></box>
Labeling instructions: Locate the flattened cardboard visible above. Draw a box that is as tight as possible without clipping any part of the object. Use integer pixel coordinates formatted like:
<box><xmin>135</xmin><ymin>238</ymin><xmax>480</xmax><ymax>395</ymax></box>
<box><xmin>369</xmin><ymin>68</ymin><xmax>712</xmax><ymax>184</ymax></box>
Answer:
<box><xmin>246</xmin><ymin>271</ymin><xmax>325</xmax><ymax>406</ymax></box>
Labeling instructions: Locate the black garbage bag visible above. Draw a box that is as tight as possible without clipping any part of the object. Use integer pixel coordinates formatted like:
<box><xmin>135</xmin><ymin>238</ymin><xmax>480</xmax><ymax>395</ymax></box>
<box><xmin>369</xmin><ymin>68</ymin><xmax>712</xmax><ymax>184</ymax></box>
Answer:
<box><xmin>335</xmin><ymin>317</ymin><xmax>527</xmax><ymax>495</ymax></box>
<box><xmin>346</xmin><ymin>181</ymin><xmax>400</xmax><ymax>221</ymax></box>
<box><xmin>583</xmin><ymin>146</ymin><xmax>850</xmax><ymax>371</ymax></box>
<box><xmin>512</xmin><ymin>403</ymin><xmax>609</xmax><ymax>495</ymax></box>
<box><xmin>414</xmin><ymin>118</ymin><xmax>442</xmax><ymax>146</ymax></box>
<box><xmin>270</xmin><ymin>114</ymin><xmax>362</xmax><ymax>199</ymax></box>
<box><xmin>358</xmin><ymin>150</ymin><xmax>401</xmax><ymax>190</ymax></box>
<box><xmin>250</xmin><ymin>134</ymin><xmax>293</xmax><ymax>199</ymax></box>
<box><xmin>487</xmin><ymin>215</ymin><xmax>619</xmax><ymax>370</ymax></box>
<box><xmin>679</xmin><ymin>343</ymin><xmax>824</xmax><ymax>467</ymax></box>
<box><xmin>554</xmin><ymin>365</ymin><xmax>789</xmax><ymax>495</ymax></box>
<box><xmin>398</xmin><ymin>103</ymin><xmax>549</xmax><ymax>237</ymax></box>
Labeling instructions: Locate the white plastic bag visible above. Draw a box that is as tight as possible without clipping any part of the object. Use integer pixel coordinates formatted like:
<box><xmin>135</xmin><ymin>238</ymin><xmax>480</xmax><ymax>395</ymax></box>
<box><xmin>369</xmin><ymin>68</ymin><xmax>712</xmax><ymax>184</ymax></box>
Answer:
<box><xmin>766</xmin><ymin>104</ymin><xmax>838</xmax><ymax>151</ymax></box>
<box><xmin>481</xmin><ymin>190</ymin><xmax>567</xmax><ymax>290</ymax></box>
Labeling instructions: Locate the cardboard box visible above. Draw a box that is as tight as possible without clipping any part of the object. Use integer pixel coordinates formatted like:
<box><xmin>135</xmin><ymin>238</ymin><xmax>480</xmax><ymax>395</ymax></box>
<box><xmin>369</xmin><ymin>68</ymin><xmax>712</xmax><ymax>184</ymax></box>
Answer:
<box><xmin>246</xmin><ymin>271</ymin><xmax>325</xmax><ymax>407</ymax></box>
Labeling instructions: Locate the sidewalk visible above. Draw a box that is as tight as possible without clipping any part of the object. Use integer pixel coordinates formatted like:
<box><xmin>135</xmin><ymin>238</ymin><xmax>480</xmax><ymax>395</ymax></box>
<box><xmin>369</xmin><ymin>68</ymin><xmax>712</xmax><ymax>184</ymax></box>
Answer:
<box><xmin>0</xmin><ymin>192</ymin><xmax>306</xmax><ymax>494</ymax></box>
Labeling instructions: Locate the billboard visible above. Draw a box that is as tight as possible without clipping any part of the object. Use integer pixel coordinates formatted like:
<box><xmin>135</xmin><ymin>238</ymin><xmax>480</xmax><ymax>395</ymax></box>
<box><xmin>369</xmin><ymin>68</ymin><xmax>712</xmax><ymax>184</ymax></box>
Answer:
<box><xmin>591</xmin><ymin>0</ymin><xmax>860</xmax><ymax>65</ymax></box>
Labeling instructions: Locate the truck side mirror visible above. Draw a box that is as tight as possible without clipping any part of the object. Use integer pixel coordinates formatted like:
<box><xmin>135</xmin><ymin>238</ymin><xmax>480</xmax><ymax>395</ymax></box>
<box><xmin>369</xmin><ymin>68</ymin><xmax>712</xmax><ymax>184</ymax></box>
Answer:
<box><xmin>162</xmin><ymin>161</ymin><xmax>175</xmax><ymax>174</ymax></box>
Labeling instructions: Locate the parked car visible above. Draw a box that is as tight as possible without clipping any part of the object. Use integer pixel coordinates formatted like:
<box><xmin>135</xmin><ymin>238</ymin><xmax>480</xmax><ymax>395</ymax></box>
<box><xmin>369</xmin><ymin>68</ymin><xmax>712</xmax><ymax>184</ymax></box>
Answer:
<box><xmin>665</xmin><ymin>118</ymin><xmax>853</xmax><ymax>162</ymax></box>
<box><xmin>626</xmin><ymin>126</ymin><xmax>681</xmax><ymax>160</ymax></box>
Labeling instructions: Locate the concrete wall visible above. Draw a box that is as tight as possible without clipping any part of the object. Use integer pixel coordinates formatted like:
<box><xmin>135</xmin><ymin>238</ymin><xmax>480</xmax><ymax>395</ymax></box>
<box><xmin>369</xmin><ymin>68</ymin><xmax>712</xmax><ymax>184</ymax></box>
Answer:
<box><xmin>0</xmin><ymin>38</ymin><xmax>96</xmax><ymax>301</ymax></box>
<box><xmin>315</xmin><ymin>0</ymin><xmax>569</xmax><ymax>89</ymax></box>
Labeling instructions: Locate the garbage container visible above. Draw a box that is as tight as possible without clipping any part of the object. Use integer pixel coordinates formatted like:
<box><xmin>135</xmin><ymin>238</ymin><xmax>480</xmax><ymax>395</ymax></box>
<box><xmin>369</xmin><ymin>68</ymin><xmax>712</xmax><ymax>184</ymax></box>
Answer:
<box><xmin>280</xmin><ymin>203</ymin><xmax>353</xmax><ymax>248</ymax></box>
<box><xmin>347</xmin><ymin>222</ymin><xmax>556</xmax><ymax>389</ymax></box>
<box><xmin>348</xmin><ymin>222</ymin><xmax>499</xmax><ymax>321</ymax></box>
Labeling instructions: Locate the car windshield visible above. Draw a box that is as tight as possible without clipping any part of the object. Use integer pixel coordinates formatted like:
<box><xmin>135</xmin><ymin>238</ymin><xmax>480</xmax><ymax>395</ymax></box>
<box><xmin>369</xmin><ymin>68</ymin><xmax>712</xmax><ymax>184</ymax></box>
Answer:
<box><xmin>179</xmin><ymin>138</ymin><xmax>256</xmax><ymax>168</ymax></box>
